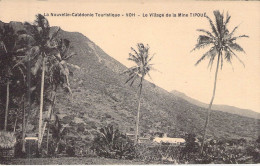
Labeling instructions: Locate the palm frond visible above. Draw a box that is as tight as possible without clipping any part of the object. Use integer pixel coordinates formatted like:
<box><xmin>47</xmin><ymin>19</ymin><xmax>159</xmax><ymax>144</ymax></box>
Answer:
<box><xmin>137</xmin><ymin>43</ymin><xmax>146</xmax><ymax>65</ymax></box>
<box><xmin>191</xmin><ymin>35</ymin><xmax>214</xmax><ymax>52</ymax></box>
<box><xmin>197</xmin><ymin>29</ymin><xmax>215</xmax><ymax>38</ymax></box>
<box><xmin>16</xmin><ymin>66</ymin><xmax>26</xmax><ymax>83</ymax></box>
<box><xmin>148</xmin><ymin>65</ymin><xmax>161</xmax><ymax>74</ymax></box>
<box><xmin>128</xmin><ymin>53</ymin><xmax>139</xmax><ymax>61</ymax></box>
<box><xmin>62</xmin><ymin>52</ymin><xmax>75</xmax><ymax>61</ymax></box>
<box><xmin>34</xmin><ymin>14</ymin><xmax>50</xmax><ymax>30</ymax></box>
<box><xmin>227</xmin><ymin>46</ymin><xmax>245</xmax><ymax>67</ymax></box>
<box><xmin>213</xmin><ymin>10</ymin><xmax>224</xmax><ymax>36</ymax></box>
<box><xmin>131</xmin><ymin>47</ymin><xmax>140</xmax><ymax>59</ymax></box>
<box><xmin>205</xmin><ymin>15</ymin><xmax>218</xmax><ymax>37</ymax></box>
<box><xmin>207</xmin><ymin>52</ymin><xmax>217</xmax><ymax>71</ymax></box>
<box><xmin>129</xmin><ymin>73</ymin><xmax>139</xmax><ymax>86</ymax></box>
<box><xmin>224</xmin><ymin>49</ymin><xmax>232</xmax><ymax>62</ymax></box>
<box><xmin>225</xmin><ymin>51</ymin><xmax>235</xmax><ymax>71</ymax></box>
<box><xmin>49</xmin><ymin>27</ymin><xmax>60</xmax><ymax>41</ymax></box>
<box><xmin>229</xmin><ymin>24</ymin><xmax>240</xmax><ymax>37</ymax></box>
<box><xmin>122</xmin><ymin>66</ymin><xmax>140</xmax><ymax>75</ymax></box>
<box><xmin>229</xmin><ymin>43</ymin><xmax>246</xmax><ymax>53</ymax></box>
<box><xmin>13</xmin><ymin>46</ymin><xmax>40</xmax><ymax>68</ymax></box>
<box><xmin>225</xmin><ymin>12</ymin><xmax>231</xmax><ymax>25</ymax></box>
<box><xmin>195</xmin><ymin>46</ymin><xmax>217</xmax><ymax>66</ymax></box>
<box><xmin>125</xmin><ymin>71</ymin><xmax>137</xmax><ymax>84</ymax></box>
<box><xmin>191</xmin><ymin>42</ymin><xmax>212</xmax><ymax>52</ymax></box>
<box><xmin>230</xmin><ymin>35</ymin><xmax>249</xmax><ymax>41</ymax></box>
<box><xmin>147</xmin><ymin>54</ymin><xmax>155</xmax><ymax>63</ymax></box>
<box><xmin>125</xmin><ymin>43</ymin><xmax>154</xmax><ymax>89</ymax></box>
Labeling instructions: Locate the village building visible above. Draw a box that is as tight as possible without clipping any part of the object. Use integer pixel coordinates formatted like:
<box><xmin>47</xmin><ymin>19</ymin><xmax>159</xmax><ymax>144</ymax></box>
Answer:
<box><xmin>152</xmin><ymin>133</ymin><xmax>186</xmax><ymax>145</ymax></box>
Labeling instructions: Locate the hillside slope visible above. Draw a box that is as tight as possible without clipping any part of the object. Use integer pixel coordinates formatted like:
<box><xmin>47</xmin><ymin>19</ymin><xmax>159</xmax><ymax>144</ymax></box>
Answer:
<box><xmin>55</xmin><ymin>29</ymin><xmax>259</xmax><ymax>140</ymax></box>
<box><xmin>171</xmin><ymin>90</ymin><xmax>260</xmax><ymax>119</ymax></box>
<box><xmin>1</xmin><ymin>21</ymin><xmax>259</xmax><ymax>143</ymax></box>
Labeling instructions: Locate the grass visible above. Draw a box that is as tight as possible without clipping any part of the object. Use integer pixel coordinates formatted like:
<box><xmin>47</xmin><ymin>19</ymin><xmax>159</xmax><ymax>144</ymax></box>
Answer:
<box><xmin>2</xmin><ymin>157</ymin><xmax>147</xmax><ymax>165</ymax></box>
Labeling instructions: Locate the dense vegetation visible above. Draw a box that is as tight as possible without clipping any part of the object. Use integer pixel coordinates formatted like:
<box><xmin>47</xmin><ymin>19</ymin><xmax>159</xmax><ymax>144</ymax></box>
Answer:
<box><xmin>0</xmin><ymin>11</ymin><xmax>259</xmax><ymax>164</ymax></box>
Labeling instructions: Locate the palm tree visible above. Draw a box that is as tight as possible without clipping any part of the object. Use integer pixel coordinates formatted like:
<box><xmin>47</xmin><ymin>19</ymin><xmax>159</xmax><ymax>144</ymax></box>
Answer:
<box><xmin>23</xmin><ymin>14</ymin><xmax>61</xmax><ymax>149</ymax></box>
<box><xmin>40</xmin><ymin>38</ymin><xmax>77</xmax><ymax>152</ymax></box>
<box><xmin>0</xmin><ymin>25</ymin><xmax>27</xmax><ymax>131</ymax></box>
<box><xmin>20</xmin><ymin>14</ymin><xmax>52</xmax><ymax>148</ymax></box>
<box><xmin>22</xmin><ymin>14</ymin><xmax>79</xmax><ymax>150</ymax></box>
<box><xmin>191</xmin><ymin>10</ymin><xmax>249</xmax><ymax>154</ymax></box>
<box><xmin>124</xmin><ymin>43</ymin><xmax>154</xmax><ymax>145</ymax></box>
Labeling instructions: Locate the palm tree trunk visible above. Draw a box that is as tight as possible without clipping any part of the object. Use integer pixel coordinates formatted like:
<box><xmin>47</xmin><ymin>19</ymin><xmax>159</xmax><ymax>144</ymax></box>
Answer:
<box><xmin>134</xmin><ymin>77</ymin><xmax>144</xmax><ymax>145</ymax></box>
<box><xmin>47</xmin><ymin>92</ymin><xmax>56</xmax><ymax>155</ymax></box>
<box><xmin>200</xmin><ymin>52</ymin><xmax>221</xmax><ymax>154</ymax></box>
<box><xmin>13</xmin><ymin>113</ymin><xmax>18</xmax><ymax>132</ymax></box>
<box><xmin>22</xmin><ymin>96</ymin><xmax>26</xmax><ymax>153</ymax></box>
<box><xmin>46</xmin><ymin>121</ymin><xmax>50</xmax><ymax>155</ymax></box>
<box><xmin>55</xmin><ymin>140</ymin><xmax>60</xmax><ymax>154</ymax></box>
<box><xmin>40</xmin><ymin>89</ymin><xmax>56</xmax><ymax>149</ymax></box>
<box><xmin>38</xmin><ymin>56</ymin><xmax>46</xmax><ymax>149</ymax></box>
<box><xmin>4</xmin><ymin>79</ymin><xmax>10</xmax><ymax>131</ymax></box>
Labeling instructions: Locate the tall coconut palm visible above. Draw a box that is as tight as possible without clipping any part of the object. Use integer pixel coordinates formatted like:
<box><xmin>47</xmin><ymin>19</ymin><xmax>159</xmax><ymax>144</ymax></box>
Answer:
<box><xmin>191</xmin><ymin>10</ymin><xmax>249</xmax><ymax>154</ymax></box>
<box><xmin>40</xmin><ymin>38</ymin><xmax>77</xmax><ymax>151</ymax></box>
<box><xmin>22</xmin><ymin>14</ymin><xmax>78</xmax><ymax>150</ymax></box>
<box><xmin>23</xmin><ymin>14</ymin><xmax>59</xmax><ymax>149</ymax></box>
<box><xmin>124</xmin><ymin>43</ymin><xmax>154</xmax><ymax>145</ymax></box>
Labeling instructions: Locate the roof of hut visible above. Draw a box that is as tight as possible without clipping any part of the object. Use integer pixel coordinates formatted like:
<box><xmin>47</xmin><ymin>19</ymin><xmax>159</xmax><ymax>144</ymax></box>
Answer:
<box><xmin>0</xmin><ymin>131</ymin><xmax>16</xmax><ymax>149</ymax></box>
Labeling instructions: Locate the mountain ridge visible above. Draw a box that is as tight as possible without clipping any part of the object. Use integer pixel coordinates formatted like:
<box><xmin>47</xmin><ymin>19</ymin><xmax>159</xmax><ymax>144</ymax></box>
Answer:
<box><xmin>171</xmin><ymin>90</ymin><xmax>260</xmax><ymax>119</ymax></box>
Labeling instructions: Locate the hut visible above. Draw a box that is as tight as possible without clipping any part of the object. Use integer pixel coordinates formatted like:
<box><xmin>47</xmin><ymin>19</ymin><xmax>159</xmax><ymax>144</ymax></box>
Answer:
<box><xmin>0</xmin><ymin>131</ymin><xmax>16</xmax><ymax>158</ymax></box>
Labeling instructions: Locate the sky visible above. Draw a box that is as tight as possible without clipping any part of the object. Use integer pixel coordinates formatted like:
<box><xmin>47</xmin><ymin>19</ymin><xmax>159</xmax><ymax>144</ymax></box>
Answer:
<box><xmin>0</xmin><ymin>0</ymin><xmax>259</xmax><ymax>113</ymax></box>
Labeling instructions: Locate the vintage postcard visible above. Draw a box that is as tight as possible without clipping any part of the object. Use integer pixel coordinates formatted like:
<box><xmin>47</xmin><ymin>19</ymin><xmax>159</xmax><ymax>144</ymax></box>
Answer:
<box><xmin>0</xmin><ymin>0</ymin><xmax>259</xmax><ymax>164</ymax></box>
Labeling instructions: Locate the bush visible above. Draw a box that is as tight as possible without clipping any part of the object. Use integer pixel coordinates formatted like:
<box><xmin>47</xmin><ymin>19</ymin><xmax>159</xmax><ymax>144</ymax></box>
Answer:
<box><xmin>91</xmin><ymin>125</ymin><xmax>135</xmax><ymax>159</ymax></box>
<box><xmin>180</xmin><ymin>133</ymin><xmax>199</xmax><ymax>162</ymax></box>
<box><xmin>135</xmin><ymin>144</ymin><xmax>183</xmax><ymax>163</ymax></box>
<box><xmin>66</xmin><ymin>145</ymin><xmax>75</xmax><ymax>157</ymax></box>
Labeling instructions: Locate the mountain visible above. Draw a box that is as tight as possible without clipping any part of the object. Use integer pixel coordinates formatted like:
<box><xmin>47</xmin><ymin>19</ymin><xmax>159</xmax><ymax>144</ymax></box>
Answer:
<box><xmin>55</xmin><ymin>29</ymin><xmax>259</xmax><ymax>141</ymax></box>
<box><xmin>1</xmin><ymin>21</ymin><xmax>259</xmax><ymax>145</ymax></box>
<box><xmin>171</xmin><ymin>90</ymin><xmax>260</xmax><ymax>119</ymax></box>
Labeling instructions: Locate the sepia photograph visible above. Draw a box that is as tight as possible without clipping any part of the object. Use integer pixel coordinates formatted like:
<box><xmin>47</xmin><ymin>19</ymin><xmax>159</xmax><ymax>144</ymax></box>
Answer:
<box><xmin>0</xmin><ymin>0</ymin><xmax>259</xmax><ymax>164</ymax></box>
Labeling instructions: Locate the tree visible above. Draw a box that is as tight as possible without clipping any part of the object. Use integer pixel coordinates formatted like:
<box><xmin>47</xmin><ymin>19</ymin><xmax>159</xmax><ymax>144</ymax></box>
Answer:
<box><xmin>191</xmin><ymin>10</ymin><xmax>249</xmax><ymax>154</ymax></box>
<box><xmin>0</xmin><ymin>25</ymin><xmax>27</xmax><ymax>131</ymax></box>
<box><xmin>124</xmin><ymin>43</ymin><xmax>154</xmax><ymax>145</ymax></box>
<box><xmin>41</xmin><ymin>38</ymin><xmax>77</xmax><ymax>154</ymax></box>
<box><xmin>22</xmin><ymin>14</ymin><xmax>59</xmax><ymax>149</ymax></box>
<box><xmin>23</xmin><ymin>15</ymin><xmax>78</xmax><ymax>150</ymax></box>
<box><xmin>91</xmin><ymin>125</ymin><xmax>135</xmax><ymax>159</ymax></box>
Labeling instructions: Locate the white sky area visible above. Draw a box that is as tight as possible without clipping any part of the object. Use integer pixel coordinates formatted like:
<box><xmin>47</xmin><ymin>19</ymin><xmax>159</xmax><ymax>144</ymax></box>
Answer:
<box><xmin>0</xmin><ymin>0</ymin><xmax>259</xmax><ymax>113</ymax></box>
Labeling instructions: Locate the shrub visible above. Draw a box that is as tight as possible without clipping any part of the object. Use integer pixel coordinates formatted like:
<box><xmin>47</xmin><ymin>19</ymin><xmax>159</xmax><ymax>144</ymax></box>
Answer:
<box><xmin>135</xmin><ymin>144</ymin><xmax>183</xmax><ymax>163</ymax></box>
<box><xmin>0</xmin><ymin>131</ymin><xmax>16</xmax><ymax>149</ymax></box>
<box><xmin>180</xmin><ymin>133</ymin><xmax>199</xmax><ymax>161</ymax></box>
<box><xmin>91</xmin><ymin>125</ymin><xmax>135</xmax><ymax>159</ymax></box>
<box><xmin>256</xmin><ymin>135</ymin><xmax>260</xmax><ymax>144</ymax></box>
<box><xmin>66</xmin><ymin>144</ymin><xmax>75</xmax><ymax>157</ymax></box>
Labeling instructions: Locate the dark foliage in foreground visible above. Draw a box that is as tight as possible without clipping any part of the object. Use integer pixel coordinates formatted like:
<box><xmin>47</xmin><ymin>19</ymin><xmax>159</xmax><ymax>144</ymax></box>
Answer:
<box><xmin>90</xmin><ymin>130</ymin><xmax>260</xmax><ymax>164</ymax></box>
<box><xmin>91</xmin><ymin>125</ymin><xmax>135</xmax><ymax>159</ymax></box>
